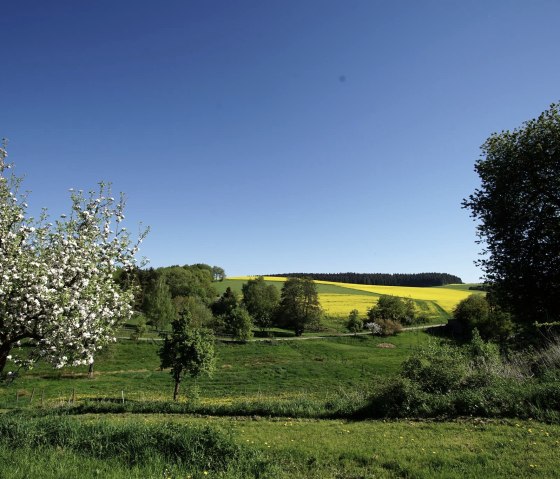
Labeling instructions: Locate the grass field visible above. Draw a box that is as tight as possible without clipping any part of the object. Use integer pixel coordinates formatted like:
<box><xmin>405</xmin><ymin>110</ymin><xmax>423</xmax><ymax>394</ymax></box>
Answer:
<box><xmin>0</xmin><ymin>332</ymin><xmax>430</xmax><ymax>409</ymax></box>
<box><xmin>2</xmin><ymin>414</ymin><xmax>559</xmax><ymax>478</ymax></box>
<box><xmin>3</xmin><ymin>321</ymin><xmax>560</xmax><ymax>478</ymax></box>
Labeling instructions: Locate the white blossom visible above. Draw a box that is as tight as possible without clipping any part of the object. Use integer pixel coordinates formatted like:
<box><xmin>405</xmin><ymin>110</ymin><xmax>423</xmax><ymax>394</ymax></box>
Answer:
<box><xmin>0</xmin><ymin>144</ymin><xmax>149</xmax><ymax>375</ymax></box>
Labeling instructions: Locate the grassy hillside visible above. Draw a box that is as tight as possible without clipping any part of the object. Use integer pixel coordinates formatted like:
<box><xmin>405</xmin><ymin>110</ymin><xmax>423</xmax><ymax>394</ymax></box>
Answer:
<box><xmin>0</xmin><ymin>332</ymin><xmax>429</xmax><ymax>409</ymax></box>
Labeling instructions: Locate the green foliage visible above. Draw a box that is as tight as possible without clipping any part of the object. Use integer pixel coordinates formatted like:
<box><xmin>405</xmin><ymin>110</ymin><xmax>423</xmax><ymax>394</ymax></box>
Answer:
<box><xmin>211</xmin><ymin>287</ymin><xmax>239</xmax><ymax>317</ymax></box>
<box><xmin>158</xmin><ymin>310</ymin><xmax>216</xmax><ymax>401</ymax></box>
<box><xmin>143</xmin><ymin>276</ymin><xmax>176</xmax><ymax>330</ymax></box>
<box><xmin>161</xmin><ymin>265</ymin><xmax>216</xmax><ymax>304</ymax></box>
<box><xmin>367</xmin><ymin>295</ymin><xmax>417</xmax><ymax>325</ymax></box>
<box><xmin>401</xmin><ymin>340</ymin><xmax>468</xmax><ymax>394</ymax></box>
<box><xmin>241</xmin><ymin>276</ymin><xmax>280</xmax><ymax>331</ymax></box>
<box><xmin>346</xmin><ymin>309</ymin><xmax>363</xmax><ymax>334</ymax></box>
<box><xmin>225</xmin><ymin>307</ymin><xmax>254</xmax><ymax>342</ymax></box>
<box><xmin>212</xmin><ymin>265</ymin><xmax>226</xmax><ymax>282</ymax></box>
<box><xmin>172</xmin><ymin>295</ymin><xmax>213</xmax><ymax>328</ymax></box>
<box><xmin>367</xmin><ymin>331</ymin><xmax>560</xmax><ymax>420</ymax></box>
<box><xmin>276</xmin><ymin>277</ymin><xmax>323</xmax><ymax>336</ymax></box>
<box><xmin>463</xmin><ymin>103</ymin><xmax>560</xmax><ymax>327</ymax></box>
<box><xmin>451</xmin><ymin>294</ymin><xmax>513</xmax><ymax>341</ymax></box>
<box><xmin>130</xmin><ymin>314</ymin><xmax>147</xmax><ymax>341</ymax></box>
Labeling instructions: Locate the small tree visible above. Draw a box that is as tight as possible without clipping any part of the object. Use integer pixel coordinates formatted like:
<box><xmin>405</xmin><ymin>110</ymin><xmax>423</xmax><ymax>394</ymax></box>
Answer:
<box><xmin>346</xmin><ymin>309</ymin><xmax>363</xmax><ymax>335</ymax></box>
<box><xmin>276</xmin><ymin>277</ymin><xmax>322</xmax><ymax>336</ymax></box>
<box><xmin>225</xmin><ymin>306</ymin><xmax>254</xmax><ymax>342</ymax></box>
<box><xmin>242</xmin><ymin>276</ymin><xmax>280</xmax><ymax>332</ymax></box>
<box><xmin>212</xmin><ymin>266</ymin><xmax>226</xmax><ymax>282</ymax></box>
<box><xmin>158</xmin><ymin>309</ymin><xmax>216</xmax><ymax>401</ymax></box>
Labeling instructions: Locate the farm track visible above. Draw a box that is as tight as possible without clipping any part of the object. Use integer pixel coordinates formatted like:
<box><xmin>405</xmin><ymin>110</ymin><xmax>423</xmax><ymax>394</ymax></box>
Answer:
<box><xmin>117</xmin><ymin>323</ymin><xmax>445</xmax><ymax>343</ymax></box>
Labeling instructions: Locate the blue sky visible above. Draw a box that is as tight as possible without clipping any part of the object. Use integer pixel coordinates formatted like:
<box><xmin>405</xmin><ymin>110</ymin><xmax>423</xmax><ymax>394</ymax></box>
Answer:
<box><xmin>2</xmin><ymin>1</ymin><xmax>559</xmax><ymax>282</ymax></box>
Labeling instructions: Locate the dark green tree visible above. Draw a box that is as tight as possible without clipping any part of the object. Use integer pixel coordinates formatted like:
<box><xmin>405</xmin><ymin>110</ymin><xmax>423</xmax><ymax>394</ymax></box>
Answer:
<box><xmin>241</xmin><ymin>276</ymin><xmax>280</xmax><ymax>331</ymax></box>
<box><xmin>158</xmin><ymin>309</ymin><xmax>216</xmax><ymax>401</ymax></box>
<box><xmin>211</xmin><ymin>287</ymin><xmax>238</xmax><ymax>317</ymax></box>
<box><xmin>451</xmin><ymin>294</ymin><xmax>512</xmax><ymax>341</ymax></box>
<box><xmin>346</xmin><ymin>309</ymin><xmax>363</xmax><ymax>335</ymax></box>
<box><xmin>276</xmin><ymin>278</ymin><xmax>322</xmax><ymax>336</ymax></box>
<box><xmin>463</xmin><ymin>103</ymin><xmax>560</xmax><ymax>326</ymax></box>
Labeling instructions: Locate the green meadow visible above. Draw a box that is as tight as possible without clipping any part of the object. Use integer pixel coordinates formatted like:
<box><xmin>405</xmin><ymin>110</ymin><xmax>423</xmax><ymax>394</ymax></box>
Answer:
<box><xmin>3</xmin><ymin>327</ymin><xmax>560</xmax><ymax>478</ymax></box>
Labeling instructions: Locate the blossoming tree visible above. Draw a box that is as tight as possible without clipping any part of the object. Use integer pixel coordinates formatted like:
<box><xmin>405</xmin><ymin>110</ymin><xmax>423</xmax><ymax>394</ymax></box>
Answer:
<box><xmin>0</xmin><ymin>143</ymin><xmax>148</xmax><ymax>376</ymax></box>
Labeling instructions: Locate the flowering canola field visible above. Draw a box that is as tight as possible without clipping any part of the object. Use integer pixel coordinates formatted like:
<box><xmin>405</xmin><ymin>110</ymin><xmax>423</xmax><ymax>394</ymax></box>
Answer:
<box><xmin>230</xmin><ymin>277</ymin><xmax>476</xmax><ymax>317</ymax></box>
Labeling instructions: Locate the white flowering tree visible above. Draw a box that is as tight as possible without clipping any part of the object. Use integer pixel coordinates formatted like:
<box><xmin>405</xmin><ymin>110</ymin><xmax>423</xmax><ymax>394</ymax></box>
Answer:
<box><xmin>0</xmin><ymin>143</ymin><xmax>148</xmax><ymax>377</ymax></box>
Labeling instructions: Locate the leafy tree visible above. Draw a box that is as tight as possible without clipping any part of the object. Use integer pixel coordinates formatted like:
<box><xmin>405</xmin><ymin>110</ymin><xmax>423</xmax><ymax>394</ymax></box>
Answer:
<box><xmin>212</xmin><ymin>266</ymin><xmax>226</xmax><ymax>282</ymax></box>
<box><xmin>158</xmin><ymin>309</ymin><xmax>216</xmax><ymax>401</ymax></box>
<box><xmin>161</xmin><ymin>265</ymin><xmax>216</xmax><ymax>304</ymax></box>
<box><xmin>276</xmin><ymin>277</ymin><xmax>322</xmax><ymax>336</ymax></box>
<box><xmin>346</xmin><ymin>309</ymin><xmax>363</xmax><ymax>335</ymax></box>
<box><xmin>225</xmin><ymin>306</ymin><xmax>254</xmax><ymax>342</ymax></box>
<box><xmin>211</xmin><ymin>287</ymin><xmax>238</xmax><ymax>317</ymax></box>
<box><xmin>241</xmin><ymin>276</ymin><xmax>280</xmax><ymax>331</ymax></box>
<box><xmin>0</xmin><ymin>144</ymin><xmax>147</xmax><ymax>376</ymax></box>
<box><xmin>367</xmin><ymin>295</ymin><xmax>416</xmax><ymax>325</ymax></box>
<box><xmin>143</xmin><ymin>276</ymin><xmax>176</xmax><ymax>330</ymax></box>
<box><xmin>463</xmin><ymin>103</ymin><xmax>560</xmax><ymax>326</ymax></box>
<box><xmin>173</xmin><ymin>296</ymin><xmax>213</xmax><ymax>328</ymax></box>
<box><xmin>451</xmin><ymin>294</ymin><xmax>513</xmax><ymax>341</ymax></box>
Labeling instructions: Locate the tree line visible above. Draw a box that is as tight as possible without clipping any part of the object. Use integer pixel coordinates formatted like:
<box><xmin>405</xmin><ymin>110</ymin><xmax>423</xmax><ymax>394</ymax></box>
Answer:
<box><xmin>267</xmin><ymin>272</ymin><xmax>463</xmax><ymax>287</ymax></box>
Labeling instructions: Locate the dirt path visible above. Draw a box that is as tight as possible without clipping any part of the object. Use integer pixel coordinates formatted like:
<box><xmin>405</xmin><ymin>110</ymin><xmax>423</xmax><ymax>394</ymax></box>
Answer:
<box><xmin>118</xmin><ymin>323</ymin><xmax>445</xmax><ymax>343</ymax></box>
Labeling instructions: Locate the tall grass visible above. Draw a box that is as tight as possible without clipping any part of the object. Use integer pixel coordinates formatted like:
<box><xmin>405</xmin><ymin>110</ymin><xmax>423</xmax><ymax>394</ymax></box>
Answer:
<box><xmin>0</xmin><ymin>414</ymin><xmax>274</xmax><ymax>477</ymax></box>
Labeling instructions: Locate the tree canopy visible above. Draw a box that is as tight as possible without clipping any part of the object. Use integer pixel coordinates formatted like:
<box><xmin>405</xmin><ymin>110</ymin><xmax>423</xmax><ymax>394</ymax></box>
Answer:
<box><xmin>276</xmin><ymin>277</ymin><xmax>322</xmax><ymax>336</ymax></box>
<box><xmin>241</xmin><ymin>276</ymin><xmax>280</xmax><ymax>331</ymax></box>
<box><xmin>463</xmin><ymin>103</ymin><xmax>560</xmax><ymax>326</ymax></box>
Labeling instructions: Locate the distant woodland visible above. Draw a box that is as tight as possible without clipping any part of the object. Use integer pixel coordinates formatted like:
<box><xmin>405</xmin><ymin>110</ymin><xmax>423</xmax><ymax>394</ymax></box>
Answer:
<box><xmin>267</xmin><ymin>272</ymin><xmax>463</xmax><ymax>287</ymax></box>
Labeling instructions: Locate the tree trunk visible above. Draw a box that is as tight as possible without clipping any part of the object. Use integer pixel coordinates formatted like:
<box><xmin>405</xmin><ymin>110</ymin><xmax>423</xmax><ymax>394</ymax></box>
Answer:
<box><xmin>88</xmin><ymin>361</ymin><xmax>94</xmax><ymax>378</ymax></box>
<box><xmin>0</xmin><ymin>342</ymin><xmax>12</xmax><ymax>375</ymax></box>
<box><xmin>173</xmin><ymin>380</ymin><xmax>180</xmax><ymax>401</ymax></box>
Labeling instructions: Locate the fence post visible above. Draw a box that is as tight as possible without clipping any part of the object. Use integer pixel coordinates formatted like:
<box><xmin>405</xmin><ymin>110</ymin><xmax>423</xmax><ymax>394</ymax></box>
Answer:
<box><xmin>30</xmin><ymin>388</ymin><xmax>35</xmax><ymax>404</ymax></box>
<box><xmin>121</xmin><ymin>390</ymin><xmax>125</xmax><ymax>404</ymax></box>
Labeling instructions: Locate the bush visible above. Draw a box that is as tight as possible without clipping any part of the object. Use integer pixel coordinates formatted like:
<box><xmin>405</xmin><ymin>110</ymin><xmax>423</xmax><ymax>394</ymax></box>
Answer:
<box><xmin>375</xmin><ymin>319</ymin><xmax>402</xmax><ymax>336</ymax></box>
<box><xmin>346</xmin><ymin>309</ymin><xmax>363</xmax><ymax>334</ymax></box>
<box><xmin>401</xmin><ymin>340</ymin><xmax>467</xmax><ymax>393</ymax></box>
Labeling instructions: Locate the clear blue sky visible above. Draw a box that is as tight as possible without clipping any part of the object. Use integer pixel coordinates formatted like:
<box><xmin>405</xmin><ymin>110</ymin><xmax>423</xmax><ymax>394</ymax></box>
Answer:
<box><xmin>2</xmin><ymin>1</ymin><xmax>559</xmax><ymax>283</ymax></box>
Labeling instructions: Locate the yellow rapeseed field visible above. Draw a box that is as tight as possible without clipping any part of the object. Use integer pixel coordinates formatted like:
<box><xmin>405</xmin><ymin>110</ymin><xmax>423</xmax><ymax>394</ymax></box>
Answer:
<box><xmin>230</xmin><ymin>277</ymin><xmax>475</xmax><ymax>316</ymax></box>
<box><xmin>325</xmin><ymin>283</ymin><xmax>473</xmax><ymax>314</ymax></box>
<box><xmin>318</xmin><ymin>293</ymin><xmax>378</xmax><ymax>316</ymax></box>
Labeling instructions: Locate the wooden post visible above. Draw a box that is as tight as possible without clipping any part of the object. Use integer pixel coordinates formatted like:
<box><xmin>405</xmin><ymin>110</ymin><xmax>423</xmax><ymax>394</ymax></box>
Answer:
<box><xmin>121</xmin><ymin>390</ymin><xmax>125</xmax><ymax>404</ymax></box>
<box><xmin>30</xmin><ymin>388</ymin><xmax>35</xmax><ymax>404</ymax></box>
<box><xmin>72</xmin><ymin>388</ymin><xmax>76</xmax><ymax>404</ymax></box>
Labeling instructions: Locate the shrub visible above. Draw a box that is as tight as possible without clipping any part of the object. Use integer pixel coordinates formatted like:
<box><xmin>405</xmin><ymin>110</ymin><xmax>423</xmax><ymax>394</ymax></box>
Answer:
<box><xmin>375</xmin><ymin>319</ymin><xmax>402</xmax><ymax>336</ymax></box>
<box><xmin>401</xmin><ymin>340</ymin><xmax>467</xmax><ymax>393</ymax></box>
<box><xmin>346</xmin><ymin>309</ymin><xmax>363</xmax><ymax>334</ymax></box>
